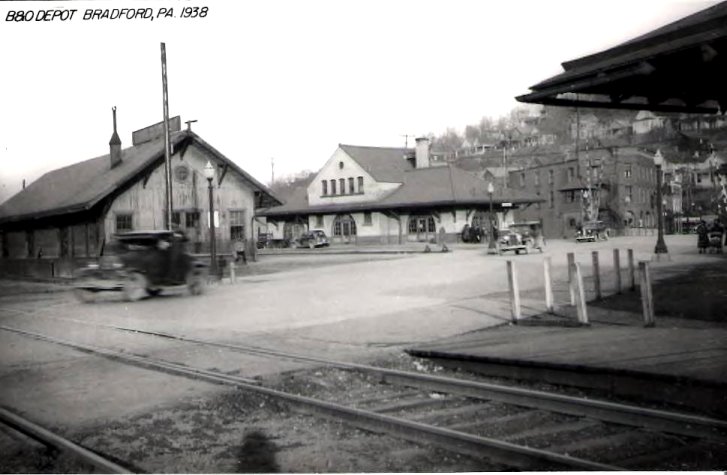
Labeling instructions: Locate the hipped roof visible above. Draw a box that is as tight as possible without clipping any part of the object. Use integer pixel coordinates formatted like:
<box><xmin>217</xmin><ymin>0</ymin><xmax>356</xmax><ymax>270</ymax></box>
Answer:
<box><xmin>257</xmin><ymin>161</ymin><xmax>542</xmax><ymax>218</ymax></box>
<box><xmin>0</xmin><ymin>130</ymin><xmax>281</xmax><ymax>224</ymax></box>
<box><xmin>517</xmin><ymin>1</ymin><xmax>727</xmax><ymax>114</ymax></box>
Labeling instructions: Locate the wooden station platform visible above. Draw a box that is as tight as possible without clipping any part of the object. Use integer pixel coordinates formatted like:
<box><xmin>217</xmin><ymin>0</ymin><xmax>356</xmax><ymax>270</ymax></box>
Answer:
<box><xmin>406</xmin><ymin>309</ymin><xmax>727</xmax><ymax>417</ymax></box>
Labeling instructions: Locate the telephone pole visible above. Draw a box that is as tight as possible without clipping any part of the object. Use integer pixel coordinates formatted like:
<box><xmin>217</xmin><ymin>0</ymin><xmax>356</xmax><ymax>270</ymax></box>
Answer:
<box><xmin>161</xmin><ymin>42</ymin><xmax>173</xmax><ymax>230</ymax></box>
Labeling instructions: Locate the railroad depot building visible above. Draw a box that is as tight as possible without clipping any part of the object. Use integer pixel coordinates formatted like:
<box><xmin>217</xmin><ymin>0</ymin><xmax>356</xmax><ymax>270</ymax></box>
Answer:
<box><xmin>256</xmin><ymin>138</ymin><xmax>542</xmax><ymax>245</ymax></box>
<box><xmin>0</xmin><ymin>113</ymin><xmax>280</xmax><ymax>278</ymax></box>
<box><xmin>508</xmin><ymin>147</ymin><xmax>661</xmax><ymax>239</ymax></box>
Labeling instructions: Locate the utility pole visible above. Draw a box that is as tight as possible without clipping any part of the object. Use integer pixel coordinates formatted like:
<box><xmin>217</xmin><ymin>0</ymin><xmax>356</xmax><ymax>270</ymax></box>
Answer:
<box><xmin>400</xmin><ymin>134</ymin><xmax>415</xmax><ymax>149</ymax></box>
<box><xmin>161</xmin><ymin>42</ymin><xmax>173</xmax><ymax>230</ymax></box>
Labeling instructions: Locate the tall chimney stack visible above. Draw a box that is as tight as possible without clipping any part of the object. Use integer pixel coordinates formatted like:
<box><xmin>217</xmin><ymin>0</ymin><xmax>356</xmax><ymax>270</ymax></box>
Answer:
<box><xmin>415</xmin><ymin>137</ymin><xmax>430</xmax><ymax>169</ymax></box>
<box><xmin>109</xmin><ymin>106</ymin><xmax>122</xmax><ymax>168</ymax></box>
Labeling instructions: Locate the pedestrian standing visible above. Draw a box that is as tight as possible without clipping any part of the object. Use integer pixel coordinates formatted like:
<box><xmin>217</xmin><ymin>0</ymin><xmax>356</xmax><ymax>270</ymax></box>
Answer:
<box><xmin>697</xmin><ymin>220</ymin><xmax>708</xmax><ymax>253</ymax></box>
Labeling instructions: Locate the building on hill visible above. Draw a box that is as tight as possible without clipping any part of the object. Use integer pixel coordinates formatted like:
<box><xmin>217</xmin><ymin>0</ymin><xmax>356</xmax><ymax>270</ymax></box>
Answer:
<box><xmin>508</xmin><ymin>147</ymin><xmax>662</xmax><ymax>239</ymax></box>
<box><xmin>256</xmin><ymin>138</ymin><xmax>543</xmax><ymax>245</ymax></box>
<box><xmin>0</xmin><ymin>110</ymin><xmax>280</xmax><ymax>278</ymax></box>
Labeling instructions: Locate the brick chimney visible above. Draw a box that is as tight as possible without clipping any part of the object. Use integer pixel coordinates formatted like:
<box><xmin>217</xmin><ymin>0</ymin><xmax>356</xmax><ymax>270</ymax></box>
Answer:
<box><xmin>109</xmin><ymin>106</ymin><xmax>122</xmax><ymax>168</ymax></box>
<box><xmin>415</xmin><ymin>137</ymin><xmax>430</xmax><ymax>169</ymax></box>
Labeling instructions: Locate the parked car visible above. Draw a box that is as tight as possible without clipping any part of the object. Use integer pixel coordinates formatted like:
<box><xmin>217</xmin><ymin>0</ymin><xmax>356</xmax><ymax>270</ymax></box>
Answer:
<box><xmin>73</xmin><ymin>230</ymin><xmax>208</xmax><ymax>302</ymax></box>
<box><xmin>291</xmin><ymin>229</ymin><xmax>330</xmax><ymax>249</ymax></box>
<box><xmin>576</xmin><ymin>221</ymin><xmax>609</xmax><ymax>243</ymax></box>
<box><xmin>498</xmin><ymin>222</ymin><xmax>545</xmax><ymax>255</ymax></box>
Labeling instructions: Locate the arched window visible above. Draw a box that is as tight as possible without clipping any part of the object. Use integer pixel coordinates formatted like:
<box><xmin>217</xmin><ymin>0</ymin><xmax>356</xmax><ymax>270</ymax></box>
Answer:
<box><xmin>408</xmin><ymin>214</ymin><xmax>437</xmax><ymax>242</ymax></box>
<box><xmin>332</xmin><ymin>214</ymin><xmax>357</xmax><ymax>244</ymax></box>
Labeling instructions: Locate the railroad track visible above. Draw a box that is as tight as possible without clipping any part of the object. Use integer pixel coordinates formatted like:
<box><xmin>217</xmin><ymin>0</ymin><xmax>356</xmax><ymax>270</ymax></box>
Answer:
<box><xmin>0</xmin><ymin>406</ymin><xmax>132</xmax><ymax>473</ymax></box>
<box><xmin>1</xmin><ymin>322</ymin><xmax>726</xmax><ymax>471</ymax></box>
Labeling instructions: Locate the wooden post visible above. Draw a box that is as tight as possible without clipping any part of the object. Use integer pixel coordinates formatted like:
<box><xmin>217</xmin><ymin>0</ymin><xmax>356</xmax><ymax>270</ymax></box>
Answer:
<box><xmin>591</xmin><ymin>251</ymin><xmax>601</xmax><ymax>300</ymax></box>
<box><xmin>506</xmin><ymin>261</ymin><xmax>521</xmax><ymax>323</ymax></box>
<box><xmin>613</xmin><ymin>249</ymin><xmax>622</xmax><ymax>294</ymax></box>
<box><xmin>571</xmin><ymin>262</ymin><xmax>589</xmax><ymax>325</ymax></box>
<box><xmin>627</xmin><ymin>249</ymin><xmax>636</xmax><ymax>291</ymax></box>
<box><xmin>639</xmin><ymin>261</ymin><xmax>655</xmax><ymax>327</ymax></box>
<box><xmin>229</xmin><ymin>259</ymin><xmax>236</xmax><ymax>284</ymax></box>
<box><xmin>567</xmin><ymin>252</ymin><xmax>575</xmax><ymax>305</ymax></box>
<box><xmin>543</xmin><ymin>257</ymin><xmax>554</xmax><ymax>313</ymax></box>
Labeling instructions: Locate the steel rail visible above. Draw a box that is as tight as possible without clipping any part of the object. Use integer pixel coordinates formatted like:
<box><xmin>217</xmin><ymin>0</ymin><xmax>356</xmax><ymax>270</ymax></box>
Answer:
<box><xmin>110</xmin><ymin>325</ymin><xmax>727</xmax><ymax>441</ymax></box>
<box><xmin>0</xmin><ymin>406</ymin><xmax>132</xmax><ymax>473</ymax></box>
<box><xmin>0</xmin><ymin>324</ymin><xmax>622</xmax><ymax>471</ymax></box>
<box><xmin>0</xmin><ymin>325</ymin><xmax>258</xmax><ymax>386</ymax></box>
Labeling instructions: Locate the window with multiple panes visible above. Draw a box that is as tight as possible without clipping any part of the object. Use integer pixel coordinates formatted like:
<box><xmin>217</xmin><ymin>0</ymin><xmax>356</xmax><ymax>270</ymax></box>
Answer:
<box><xmin>116</xmin><ymin>213</ymin><xmax>133</xmax><ymax>232</ymax></box>
<box><xmin>186</xmin><ymin>211</ymin><xmax>200</xmax><ymax>229</ymax></box>
<box><xmin>330</xmin><ymin>179</ymin><xmax>336</xmax><ymax>195</ymax></box>
<box><xmin>339</xmin><ymin>178</ymin><xmax>345</xmax><ymax>194</ymax></box>
<box><xmin>316</xmin><ymin>215</ymin><xmax>324</xmax><ymax>227</ymax></box>
<box><xmin>567</xmin><ymin>167</ymin><xmax>575</xmax><ymax>182</ymax></box>
<box><xmin>624</xmin><ymin>165</ymin><xmax>632</xmax><ymax>178</ymax></box>
<box><xmin>625</xmin><ymin>185</ymin><xmax>633</xmax><ymax>203</ymax></box>
<box><xmin>364</xmin><ymin>212</ymin><xmax>372</xmax><ymax>225</ymax></box>
<box><xmin>322</xmin><ymin>180</ymin><xmax>328</xmax><ymax>196</ymax></box>
<box><xmin>229</xmin><ymin>210</ymin><xmax>246</xmax><ymax>240</ymax></box>
<box><xmin>348</xmin><ymin>177</ymin><xmax>354</xmax><ymax>194</ymax></box>
<box><xmin>358</xmin><ymin>176</ymin><xmax>364</xmax><ymax>193</ymax></box>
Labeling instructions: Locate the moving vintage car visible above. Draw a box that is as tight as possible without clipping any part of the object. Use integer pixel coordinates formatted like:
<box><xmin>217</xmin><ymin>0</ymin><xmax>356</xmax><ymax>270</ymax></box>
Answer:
<box><xmin>291</xmin><ymin>229</ymin><xmax>330</xmax><ymax>249</ymax></box>
<box><xmin>73</xmin><ymin>230</ymin><xmax>208</xmax><ymax>302</ymax></box>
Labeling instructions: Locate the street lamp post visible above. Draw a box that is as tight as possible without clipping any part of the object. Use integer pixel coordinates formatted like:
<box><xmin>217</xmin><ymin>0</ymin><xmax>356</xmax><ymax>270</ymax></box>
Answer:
<box><xmin>653</xmin><ymin>150</ymin><xmax>669</xmax><ymax>255</ymax></box>
<box><xmin>204</xmin><ymin>161</ymin><xmax>218</xmax><ymax>276</ymax></box>
<box><xmin>487</xmin><ymin>182</ymin><xmax>498</xmax><ymax>254</ymax></box>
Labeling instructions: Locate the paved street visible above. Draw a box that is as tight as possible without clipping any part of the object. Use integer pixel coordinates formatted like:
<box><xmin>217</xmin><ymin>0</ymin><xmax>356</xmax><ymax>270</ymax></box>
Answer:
<box><xmin>0</xmin><ymin>234</ymin><xmax>722</xmax><ymax>429</ymax></box>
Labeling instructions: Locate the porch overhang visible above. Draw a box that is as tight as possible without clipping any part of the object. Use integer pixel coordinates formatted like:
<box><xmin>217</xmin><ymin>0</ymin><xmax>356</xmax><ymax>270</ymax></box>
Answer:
<box><xmin>516</xmin><ymin>2</ymin><xmax>727</xmax><ymax>114</ymax></box>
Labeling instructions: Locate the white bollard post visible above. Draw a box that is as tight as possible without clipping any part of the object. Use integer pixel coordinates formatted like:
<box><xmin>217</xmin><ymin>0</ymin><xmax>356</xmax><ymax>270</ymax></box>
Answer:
<box><xmin>613</xmin><ymin>249</ymin><xmax>622</xmax><ymax>294</ymax></box>
<box><xmin>627</xmin><ymin>249</ymin><xmax>636</xmax><ymax>291</ymax></box>
<box><xmin>571</xmin><ymin>262</ymin><xmax>589</xmax><ymax>325</ymax></box>
<box><xmin>229</xmin><ymin>259</ymin><xmax>236</xmax><ymax>284</ymax></box>
<box><xmin>506</xmin><ymin>261</ymin><xmax>521</xmax><ymax>323</ymax></box>
<box><xmin>543</xmin><ymin>257</ymin><xmax>554</xmax><ymax>314</ymax></box>
<box><xmin>567</xmin><ymin>252</ymin><xmax>576</xmax><ymax>306</ymax></box>
<box><xmin>592</xmin><ymin>251</ymin><xmax>601</xmax><ymax>300</ymax></box>
<box><xmin>639</xmin><ymin>261</ymin><xmax>655</xmax><ymax>327</ymax></box>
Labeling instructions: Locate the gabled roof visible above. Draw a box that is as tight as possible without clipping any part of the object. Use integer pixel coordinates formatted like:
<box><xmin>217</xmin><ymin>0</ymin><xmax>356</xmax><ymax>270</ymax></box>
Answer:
<box><xmin>338</xmin><ymin>144</ymin><xmax>413</xmax><ymax>182</ymax></box>
<box><xmin>0</xmin><ymin>130</ymin><xmax>281</xmax><ymax>224</ymax></box>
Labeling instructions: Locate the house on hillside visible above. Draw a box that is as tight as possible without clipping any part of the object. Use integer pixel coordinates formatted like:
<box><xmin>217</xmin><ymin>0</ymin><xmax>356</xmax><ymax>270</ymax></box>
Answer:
<box><xmin>256</xmin><ymin>138</ymin><xmax>542</xmax><ymax>245</ymax></box>
<box><xmin>0</xmin><ymin>110</ymin><xmax>280</xmax><ymax>278</ymax></box>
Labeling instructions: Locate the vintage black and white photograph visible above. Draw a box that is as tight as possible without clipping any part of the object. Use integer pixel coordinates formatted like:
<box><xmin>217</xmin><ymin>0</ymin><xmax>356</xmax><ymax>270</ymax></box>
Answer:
<box><xmin>1</xmin><ymin>0</ymin><xmax>726</xmax><ymax>472</ymax></box>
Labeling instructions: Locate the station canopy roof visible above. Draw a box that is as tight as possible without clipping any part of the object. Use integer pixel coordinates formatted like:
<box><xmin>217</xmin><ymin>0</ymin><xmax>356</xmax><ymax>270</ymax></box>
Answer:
<box><xmin>517</xmin><ymin>1</ymin><xmax>727</xmax><ymax>114</ymax></box>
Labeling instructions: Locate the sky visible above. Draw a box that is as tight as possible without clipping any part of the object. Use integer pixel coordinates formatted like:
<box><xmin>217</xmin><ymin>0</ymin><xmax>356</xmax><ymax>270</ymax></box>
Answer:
<box><xmin>0</xmin><ymin>0</ymin><xmax>719</xmax><ymax>203</ymax></box>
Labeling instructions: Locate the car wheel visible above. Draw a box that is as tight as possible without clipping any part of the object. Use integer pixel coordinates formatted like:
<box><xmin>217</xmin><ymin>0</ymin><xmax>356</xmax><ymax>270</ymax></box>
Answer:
<box><xmin>73</xmin><ymin>288</ymin><xmax>96</xmax><ymax>303</ymax></box>
<box><xmin>187</xmin><ymin>270</ymin><xmax>206</xmax><ymax>296</ymax></box>
<box><xmin>123</xmin><ymin>272</ymin><xmax>148</xmax><ymax>302</ymax></box>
